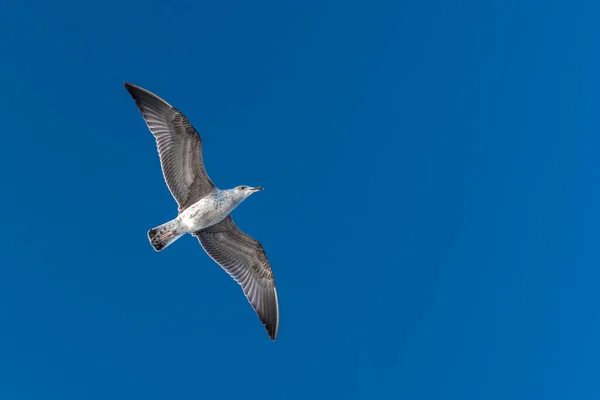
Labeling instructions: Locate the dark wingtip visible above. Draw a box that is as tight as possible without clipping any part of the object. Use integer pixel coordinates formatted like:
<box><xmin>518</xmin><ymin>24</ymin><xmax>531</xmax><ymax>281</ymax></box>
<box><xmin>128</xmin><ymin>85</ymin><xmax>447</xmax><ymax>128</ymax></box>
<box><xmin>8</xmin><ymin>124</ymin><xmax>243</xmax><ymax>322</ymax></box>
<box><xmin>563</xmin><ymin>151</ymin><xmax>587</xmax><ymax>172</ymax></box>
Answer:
<box><xmin>123</xmin><ymin>82</ymin><xmax>175</xmax><ymax>111</ymax></box>
<box><xmin>124</xmin><ymin>82</ymin><xmax>137</xmax><ymax>99</ymax></box>
<box><xmin>265</xmin><ymin>316</ymin><xmax>278</xmax><ymax>341</ymax></box>
<box><xmin>266</xmin><ymin>324</ymin><xmax>277</xmax><ymax>341</ymax></box>
<box><xmin>124</xmin><ymin>81</ymin><xmax>138</xmax><ymax>95</ymax></box>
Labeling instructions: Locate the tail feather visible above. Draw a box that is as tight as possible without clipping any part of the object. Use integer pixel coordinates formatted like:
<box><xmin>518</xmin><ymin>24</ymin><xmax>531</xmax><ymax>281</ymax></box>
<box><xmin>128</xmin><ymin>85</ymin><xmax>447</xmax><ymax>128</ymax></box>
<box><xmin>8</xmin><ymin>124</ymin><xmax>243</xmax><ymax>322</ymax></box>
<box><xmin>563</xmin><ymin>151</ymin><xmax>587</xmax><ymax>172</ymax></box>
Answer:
<box><xmin>148</xmin><ymin>219</ymin><xmax>183</xmax><ymax>251</ymax></box>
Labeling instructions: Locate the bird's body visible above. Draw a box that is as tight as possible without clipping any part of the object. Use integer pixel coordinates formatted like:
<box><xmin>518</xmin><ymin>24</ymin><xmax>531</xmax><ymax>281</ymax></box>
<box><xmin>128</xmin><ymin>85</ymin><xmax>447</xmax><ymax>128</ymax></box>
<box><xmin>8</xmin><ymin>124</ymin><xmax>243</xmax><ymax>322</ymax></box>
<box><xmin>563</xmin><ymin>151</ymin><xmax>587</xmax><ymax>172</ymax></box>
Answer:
<box><xmin>148</xmin><ymin>188</ymin><xmax>252</xmax><ymax>251</ymax></box>
<box><xmin>178</xmin><ymin>189</ymin><xmax>239</xmax><ymax>232</ymax></box>
<box><xmin>124</xmin><ymin>82</ymin><xmax>279</xmax><ymax>340</ymax></box>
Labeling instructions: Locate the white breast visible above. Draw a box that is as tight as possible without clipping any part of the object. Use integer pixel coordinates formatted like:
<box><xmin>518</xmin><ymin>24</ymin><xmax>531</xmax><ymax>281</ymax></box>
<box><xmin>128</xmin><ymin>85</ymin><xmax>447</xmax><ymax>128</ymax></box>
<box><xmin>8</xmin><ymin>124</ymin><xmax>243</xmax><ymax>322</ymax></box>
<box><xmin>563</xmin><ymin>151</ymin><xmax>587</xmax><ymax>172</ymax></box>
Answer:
<box><xmin>177</xmin><ymin>195</ymin><xmax>235</xmax><ymax>232</ymax></box>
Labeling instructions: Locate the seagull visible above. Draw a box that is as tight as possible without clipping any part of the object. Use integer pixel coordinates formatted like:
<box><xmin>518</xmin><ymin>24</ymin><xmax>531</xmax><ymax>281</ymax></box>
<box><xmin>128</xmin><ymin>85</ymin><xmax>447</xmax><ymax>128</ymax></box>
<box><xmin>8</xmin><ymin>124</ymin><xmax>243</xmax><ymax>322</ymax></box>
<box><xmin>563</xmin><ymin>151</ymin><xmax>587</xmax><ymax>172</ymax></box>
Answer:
<box><xmin>124</xmin><ymin>82</ymin><xmax>279</xmax><ymax>340</ymax></box>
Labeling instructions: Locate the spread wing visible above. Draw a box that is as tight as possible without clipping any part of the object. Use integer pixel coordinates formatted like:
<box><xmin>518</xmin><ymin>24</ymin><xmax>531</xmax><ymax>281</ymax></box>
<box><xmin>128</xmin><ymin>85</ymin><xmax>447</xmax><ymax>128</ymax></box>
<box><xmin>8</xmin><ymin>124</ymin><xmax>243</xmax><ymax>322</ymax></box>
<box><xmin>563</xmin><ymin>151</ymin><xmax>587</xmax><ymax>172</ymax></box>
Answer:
<box><xmin>194</xmin><ymin>216</ymin><xmax>279</xmax><ymax>340</ymax></box>
<box><xmin>124</xmin><ymin>82</ymin><xmax>215</xmax><ymax>212</ymax></box>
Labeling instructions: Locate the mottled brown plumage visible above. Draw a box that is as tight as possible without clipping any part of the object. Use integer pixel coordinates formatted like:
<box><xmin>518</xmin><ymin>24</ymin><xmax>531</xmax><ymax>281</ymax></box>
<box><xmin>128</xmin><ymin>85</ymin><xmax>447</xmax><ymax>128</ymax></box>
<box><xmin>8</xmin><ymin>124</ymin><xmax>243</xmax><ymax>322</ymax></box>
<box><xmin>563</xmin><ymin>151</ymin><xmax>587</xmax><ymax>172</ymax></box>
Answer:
<box><xmin>125</xmin><ymin>82</ymin><xmax>279</xmax><ymax>340</ymax></box>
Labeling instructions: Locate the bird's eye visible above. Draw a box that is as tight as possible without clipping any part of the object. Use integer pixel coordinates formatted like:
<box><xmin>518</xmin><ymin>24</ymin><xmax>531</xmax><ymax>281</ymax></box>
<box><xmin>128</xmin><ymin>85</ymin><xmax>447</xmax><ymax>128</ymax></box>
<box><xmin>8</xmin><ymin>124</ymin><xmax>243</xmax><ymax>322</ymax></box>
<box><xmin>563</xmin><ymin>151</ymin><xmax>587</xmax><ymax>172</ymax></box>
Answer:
<box><xmin>240</xmin><ymin>186</ymin><xmax>246</xmax><ymax>190</ymax></box>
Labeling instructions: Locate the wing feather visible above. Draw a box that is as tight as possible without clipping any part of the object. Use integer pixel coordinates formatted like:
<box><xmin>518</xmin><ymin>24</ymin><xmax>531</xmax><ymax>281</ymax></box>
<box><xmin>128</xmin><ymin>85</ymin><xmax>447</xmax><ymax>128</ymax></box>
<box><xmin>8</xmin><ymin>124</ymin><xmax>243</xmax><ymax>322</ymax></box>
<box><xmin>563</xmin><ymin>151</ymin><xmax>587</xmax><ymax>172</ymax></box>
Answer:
<box><xmin>194</xmin><ymin>216</ymin><xmax>279</xmax><ymax>340</ymax></box>
<box><xmin>124</xmin><ymin>82</ymin><xmax>215</xmax><ymax>211</ymax></box>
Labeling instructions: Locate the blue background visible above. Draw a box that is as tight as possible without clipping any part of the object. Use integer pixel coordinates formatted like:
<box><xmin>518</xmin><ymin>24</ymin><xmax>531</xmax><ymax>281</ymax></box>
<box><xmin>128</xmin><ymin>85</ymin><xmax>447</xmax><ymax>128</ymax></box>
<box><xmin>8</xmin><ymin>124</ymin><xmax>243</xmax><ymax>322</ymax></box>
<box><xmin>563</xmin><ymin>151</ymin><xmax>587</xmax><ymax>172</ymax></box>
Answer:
<box><xmin>1</xmin><ymin>0</ymin><xmax>599</xmax><ymax>398</ymax></box>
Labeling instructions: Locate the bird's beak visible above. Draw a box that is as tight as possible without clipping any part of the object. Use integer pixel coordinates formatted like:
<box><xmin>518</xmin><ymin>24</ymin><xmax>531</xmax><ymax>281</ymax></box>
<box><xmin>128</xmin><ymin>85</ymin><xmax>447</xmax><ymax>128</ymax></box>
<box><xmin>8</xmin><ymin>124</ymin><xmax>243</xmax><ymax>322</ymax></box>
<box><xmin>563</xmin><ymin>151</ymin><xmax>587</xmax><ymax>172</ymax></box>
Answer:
<box><xmin>253</xmin><ymin>186</ymin><xmax>264</xmax><ymax>192</ymax></box>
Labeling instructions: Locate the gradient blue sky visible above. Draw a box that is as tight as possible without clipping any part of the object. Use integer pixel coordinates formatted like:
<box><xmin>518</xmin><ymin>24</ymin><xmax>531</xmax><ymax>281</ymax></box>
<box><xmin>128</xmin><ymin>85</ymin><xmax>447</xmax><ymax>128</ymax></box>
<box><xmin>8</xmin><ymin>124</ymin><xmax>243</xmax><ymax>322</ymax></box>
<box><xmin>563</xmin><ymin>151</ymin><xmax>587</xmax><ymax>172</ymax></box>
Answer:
<box><xmin>1</xmin><ymin>0</ymin><xmax>599</xmax><ymax>399</ymax></box>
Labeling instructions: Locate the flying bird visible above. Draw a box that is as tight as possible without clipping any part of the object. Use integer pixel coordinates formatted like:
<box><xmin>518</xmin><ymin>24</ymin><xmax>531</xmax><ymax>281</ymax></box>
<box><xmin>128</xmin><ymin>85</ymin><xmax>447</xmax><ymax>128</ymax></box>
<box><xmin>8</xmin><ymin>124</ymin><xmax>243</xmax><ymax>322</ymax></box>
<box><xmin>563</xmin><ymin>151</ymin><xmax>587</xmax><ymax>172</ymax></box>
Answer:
<box><xmin>124</xmin><ymin>82</ymin><xmax>279</xmax><ymax>340</ymax></box>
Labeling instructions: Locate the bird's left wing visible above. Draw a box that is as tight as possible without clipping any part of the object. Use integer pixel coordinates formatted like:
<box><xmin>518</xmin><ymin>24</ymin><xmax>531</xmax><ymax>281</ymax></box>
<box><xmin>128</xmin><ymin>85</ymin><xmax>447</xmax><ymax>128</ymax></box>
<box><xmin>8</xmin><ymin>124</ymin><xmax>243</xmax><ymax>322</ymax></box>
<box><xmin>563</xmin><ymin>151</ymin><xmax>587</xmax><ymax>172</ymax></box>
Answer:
<box><xmin>124</xmin><ymin>82</ymin><xmax>215</xmax><ymax>212</ymax></box>
<box><xmin>194</xmin><ymin>216</ymin><xmax>279</xmax><ymax>340</ymax></box>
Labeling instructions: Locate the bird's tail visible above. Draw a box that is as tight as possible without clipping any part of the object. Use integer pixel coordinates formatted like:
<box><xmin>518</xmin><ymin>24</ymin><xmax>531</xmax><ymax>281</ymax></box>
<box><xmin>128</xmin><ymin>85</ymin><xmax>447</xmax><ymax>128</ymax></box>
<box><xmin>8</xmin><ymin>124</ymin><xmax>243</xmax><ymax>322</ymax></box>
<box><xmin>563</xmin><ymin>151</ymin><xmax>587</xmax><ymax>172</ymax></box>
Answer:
<box><xmin>148</xmin><ymin>219</ymin><xmax>184</xmax><ymax>252</ymax></box>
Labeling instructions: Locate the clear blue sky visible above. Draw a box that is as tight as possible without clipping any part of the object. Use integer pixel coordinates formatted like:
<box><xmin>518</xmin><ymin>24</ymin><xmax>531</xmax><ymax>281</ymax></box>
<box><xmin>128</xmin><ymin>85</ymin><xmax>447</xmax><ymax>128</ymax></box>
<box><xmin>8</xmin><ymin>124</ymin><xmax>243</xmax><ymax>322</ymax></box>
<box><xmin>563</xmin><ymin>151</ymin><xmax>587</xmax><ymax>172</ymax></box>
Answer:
<box><xmin>0</xmin><ymin>0</ymin><xmax>598</xmax><ymax>399</ymax></box>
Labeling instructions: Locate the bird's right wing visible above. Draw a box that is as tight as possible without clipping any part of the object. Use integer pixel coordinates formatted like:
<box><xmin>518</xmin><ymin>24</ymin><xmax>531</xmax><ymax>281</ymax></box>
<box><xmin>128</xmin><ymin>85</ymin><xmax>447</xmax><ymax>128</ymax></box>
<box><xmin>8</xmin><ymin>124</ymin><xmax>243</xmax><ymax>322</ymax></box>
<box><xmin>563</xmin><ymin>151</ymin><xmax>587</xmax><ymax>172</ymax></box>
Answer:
<box><xmin>124</xmin><ymin>82</ymin><xmax>215</xmax><ymax>212</ymax></box>
<box><xmin>194</xmin><ymin>216</ymin><xmax>279</xmax><ymax>340</ymax></box>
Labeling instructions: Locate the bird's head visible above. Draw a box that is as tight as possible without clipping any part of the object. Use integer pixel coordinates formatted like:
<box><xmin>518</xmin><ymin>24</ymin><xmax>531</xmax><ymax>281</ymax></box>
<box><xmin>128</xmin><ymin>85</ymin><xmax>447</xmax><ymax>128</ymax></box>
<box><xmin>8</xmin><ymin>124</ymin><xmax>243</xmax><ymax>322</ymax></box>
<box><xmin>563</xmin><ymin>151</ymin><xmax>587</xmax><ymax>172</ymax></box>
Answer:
<box><xmin>232</xmin><ymin>185</ymin><xmax>264</xmax><ymax>201</ymax></box>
